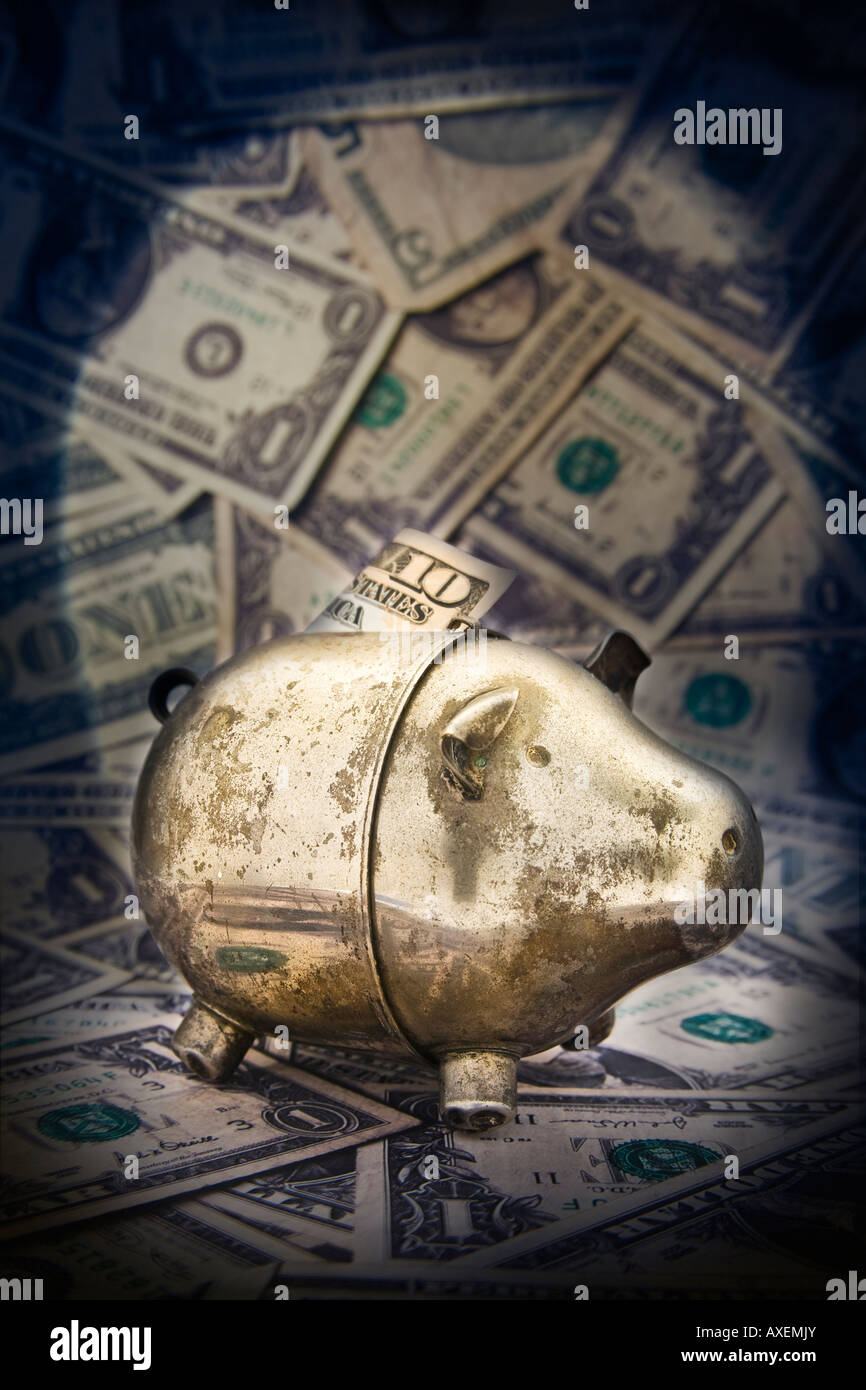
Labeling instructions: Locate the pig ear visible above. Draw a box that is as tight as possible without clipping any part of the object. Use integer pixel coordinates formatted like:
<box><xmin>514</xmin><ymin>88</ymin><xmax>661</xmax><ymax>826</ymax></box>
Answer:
<box><xmin>583</xmin><ymin>630</ymin><xmax>650</xmax><ymax>709</ymax></box>
<box><xmin>440</xmin><ymin>686</ymin><xmax>519</xmax><ymax>799</ymax></box>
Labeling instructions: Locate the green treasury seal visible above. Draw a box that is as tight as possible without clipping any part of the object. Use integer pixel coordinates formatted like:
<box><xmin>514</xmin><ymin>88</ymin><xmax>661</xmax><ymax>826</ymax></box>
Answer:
<box><xmin>684</xmin><ymin>673</ymin><xmax>751</xmax><ymax>728</ymax></box>
<box><xmin>38</xmin><ymin>1101</ymin><xmax>140</xmax><ymax>1143</ymax></box>
<box><xmin>555</xmin><ymin>436</ymin><xmax>619</xmax><ymax>494</ymax></box>
<box><xmin>355</xmin><ymin>372</ymin><xmax>407</xmax><ymax>428</ymax></box>
<box><xmin>681</xmin><ymin>1011</ymin><xmax>773</xmax><ymax>1044</ymax></box>
<box><xmin>612</xmin><ymin>1138</ymin><xmax>719</xmax><ymax>1181</ymax></box>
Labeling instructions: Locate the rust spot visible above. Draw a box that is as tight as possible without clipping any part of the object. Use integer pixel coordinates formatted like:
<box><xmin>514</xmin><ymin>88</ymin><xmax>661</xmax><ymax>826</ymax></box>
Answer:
<box><xmin>628</xmin><ymin>789</ymin><xmax>681</xmax><ymax>839</ymax></box>
<box><xmin>704</xmin><ymin>847</ymin><xmax>728</xmax><ymax>890</ymax></box>
<box><xmin>526</xmin><ymin>744</ymin><xmax>551</xmax><ymax>766</ymax></box>
<box><xmin>329</xmin><ymin>766</ymin><xmax>357</xmax><ymax>815</ymax></box>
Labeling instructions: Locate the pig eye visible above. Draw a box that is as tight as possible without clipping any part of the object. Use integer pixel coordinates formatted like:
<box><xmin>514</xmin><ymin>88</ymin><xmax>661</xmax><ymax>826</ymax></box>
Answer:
<box><xmin>722</xmin><ymin>828</ymin><xmax>739</xmax><ymax>855</ymax></box>
<box><xmin>525</xmin><ymin>745</ymin><xmax>551</xmax><ymax>766</ymax></box>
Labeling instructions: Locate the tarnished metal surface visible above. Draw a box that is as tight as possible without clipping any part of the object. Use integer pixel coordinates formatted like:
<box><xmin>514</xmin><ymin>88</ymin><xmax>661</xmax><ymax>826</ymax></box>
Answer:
<box><xmin>133</xmin><ymin>632</ymin><xmax>446</xmax><ymax>1055</ymax></box>
<box><xmin>132</xmin><ymin>628</ymin><xmax>763</xmax><ymax>1130</ymax></box>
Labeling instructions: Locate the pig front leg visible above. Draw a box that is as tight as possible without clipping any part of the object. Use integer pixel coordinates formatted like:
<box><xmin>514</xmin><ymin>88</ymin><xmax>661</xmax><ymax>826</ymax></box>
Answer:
<box><xmin>172</xmin><ymin>998</ymin><xmax>256</xmax><ymax>1081</ymax></box>
<box><xmin>439</xmin><ymin>1050</ymin><xmax>518</xmax><ymax>1130</ymax></box>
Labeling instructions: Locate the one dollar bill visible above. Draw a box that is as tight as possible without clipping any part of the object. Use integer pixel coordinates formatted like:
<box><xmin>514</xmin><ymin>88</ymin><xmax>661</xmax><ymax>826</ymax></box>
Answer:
<box><xmin>303</xmin><ymin>102</ymin><xmax>615</xmax><ymax>311</ymax></box>
<box><xmin>0</xmin><ymin>1019</ymin><xmax>416</xmax><ymax>1238</ymax></box>
<box><xmin>0</xmin><ymin>500</ymin><xmax>217</xmax><ymax>776</ymax></box>
<box><xmin>293</xmin><ymin>259</ymin><xmax>637</xmax><ymax>555</ymax></box>
<box><xmin>0</xmin><ymin>117</ymin><xmax>400</xmax><ymax>519</ymax></box>
<box><xmin>465</xmin><ymin>315</ymin><xmax>784</xmax><ymax>648</ymax></box>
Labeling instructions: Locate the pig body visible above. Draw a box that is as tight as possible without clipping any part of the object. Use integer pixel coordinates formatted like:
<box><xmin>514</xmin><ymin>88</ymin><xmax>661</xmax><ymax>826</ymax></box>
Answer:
<box><xmin>132</xmin><ymin>628</ymin><xmax>762</xmax><ymax>1128</ymax></box>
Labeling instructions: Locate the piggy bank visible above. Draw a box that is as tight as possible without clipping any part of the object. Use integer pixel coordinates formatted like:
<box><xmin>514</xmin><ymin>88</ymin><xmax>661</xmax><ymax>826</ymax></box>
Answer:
<box><xmin>132</xmin><ymin>627</ymin><xmax>762</xmax><ymax>1130</ymax></box>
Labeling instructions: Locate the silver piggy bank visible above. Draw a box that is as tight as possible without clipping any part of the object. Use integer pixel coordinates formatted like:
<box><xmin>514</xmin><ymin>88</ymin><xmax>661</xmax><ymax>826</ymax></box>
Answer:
<box><xmin>132</xmin><ymin>627</ymin><xmax>763</xmax><ymax>1130</ymax></box>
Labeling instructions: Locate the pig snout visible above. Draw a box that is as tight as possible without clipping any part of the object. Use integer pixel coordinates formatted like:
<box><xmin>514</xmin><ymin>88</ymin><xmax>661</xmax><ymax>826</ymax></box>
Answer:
<box><xmin>673</xmin><ymin>779</ymin><xmax>765</xmax><ymax>960</ymax></box>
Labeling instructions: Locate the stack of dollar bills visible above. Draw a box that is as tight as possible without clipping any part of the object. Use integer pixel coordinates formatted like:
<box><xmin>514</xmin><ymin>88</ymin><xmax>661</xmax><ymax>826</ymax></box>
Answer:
<box><xmin>0</xmin><ymin>0</ymin><xmax>862</xmax><ymax>1299</ymax></box>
